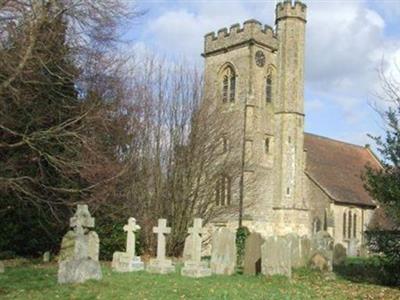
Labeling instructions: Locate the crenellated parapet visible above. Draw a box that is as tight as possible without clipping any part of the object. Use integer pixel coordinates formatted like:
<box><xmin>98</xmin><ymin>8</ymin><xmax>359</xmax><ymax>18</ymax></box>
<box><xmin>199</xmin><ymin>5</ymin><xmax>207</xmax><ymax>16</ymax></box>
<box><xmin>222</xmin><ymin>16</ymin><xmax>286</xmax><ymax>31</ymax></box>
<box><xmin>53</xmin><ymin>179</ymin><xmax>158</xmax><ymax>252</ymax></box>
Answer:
<box><xmin>276</xmin><ymin>0</ymin><xmax>307</xmax><ymax>23</ymax></box>
<box><xmin>204</xmin><ymin>19</ymin><xmax>278</xmax><ymax>56</ymax></box>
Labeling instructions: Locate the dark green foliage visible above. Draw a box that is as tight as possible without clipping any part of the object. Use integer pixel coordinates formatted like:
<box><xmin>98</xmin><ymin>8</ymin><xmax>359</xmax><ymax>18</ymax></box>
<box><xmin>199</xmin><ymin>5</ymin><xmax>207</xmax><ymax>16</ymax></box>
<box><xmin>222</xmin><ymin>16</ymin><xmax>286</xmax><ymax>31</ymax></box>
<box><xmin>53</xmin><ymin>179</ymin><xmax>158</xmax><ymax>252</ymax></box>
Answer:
<box><xmin>235</xmin><ymin>226</ymin><xmax>249</xmax><ymax>269</ymax></box>
<box><xmin>335</xmin><ymin>256</ymin><xmax>400</xmax><ymax>286</ymax></box>
<box><xmin>364</xmin><ymin>108</ymin><xmax>400</xmax><ymax>226</ymax></box>
<box><xmin>365</xmin><ymin>230</ymin><xmax>400</xmax><ymax>285</ymax></box>
<box><xmin>363</xmin><ymin>105</ymin><xmax>400</xmax><ymax>286</ymax></box>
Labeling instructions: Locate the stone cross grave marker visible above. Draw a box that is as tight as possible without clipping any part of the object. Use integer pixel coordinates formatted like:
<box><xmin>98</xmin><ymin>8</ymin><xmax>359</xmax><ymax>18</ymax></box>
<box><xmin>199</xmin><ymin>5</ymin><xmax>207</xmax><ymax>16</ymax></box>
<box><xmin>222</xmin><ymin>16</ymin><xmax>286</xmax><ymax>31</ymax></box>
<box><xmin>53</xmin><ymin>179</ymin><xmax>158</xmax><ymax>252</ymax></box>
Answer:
<box><xmin>124</xmin><ymin>217</ymin><xmax>140</xmax><ymax>258</ymax></box>
<box><xmin>58</xmin><ymin>204</ymin><xmax>102</xmax><ymax>284</ymax></box>
<box><xmin>147</xmin><ymin>219</ymin><xmax>175</xmax><ymax>274</ymax></box>
<box><xmin>112</xmin><ymin>217</ymin><xmax>144</xmax><ymax>272</ymax></box>
<box><xmin>188</xmin><ymin>218</ymin><xmax>204</xmax><ymax>263</ymax></box>
<box><xmin>70</xmin><ymin>204</ymin><xmax>94</xmax><ymax>229</ymax></box>
<box><xmin>74</xmin><ymin>220</ymin><xmax>88</xmax><ymax>260</ymax></box>
<box><xmin>181</xmin><ymin>218</ymin><xmax>211</xmax><ymax>277</ymax></box>
<box><xmin>154</xmin><ymin>219</ymin><xmax>170</xmax><ymax>261</ymax></box>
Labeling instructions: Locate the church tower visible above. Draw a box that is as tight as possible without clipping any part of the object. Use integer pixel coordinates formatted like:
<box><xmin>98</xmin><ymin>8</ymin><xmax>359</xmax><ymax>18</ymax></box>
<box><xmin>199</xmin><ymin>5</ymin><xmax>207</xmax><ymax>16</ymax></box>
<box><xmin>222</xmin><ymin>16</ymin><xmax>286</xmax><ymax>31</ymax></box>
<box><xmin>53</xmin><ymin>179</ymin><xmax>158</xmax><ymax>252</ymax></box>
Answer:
<box><xmin>273</xmin><ymin>1</ymin><xmax>309</xmax><ymax>233</ymax></box>
<box><xmin>202</xmin><ymin>0</ymin><xmax>309</xmax><ymax>237</ymax></box>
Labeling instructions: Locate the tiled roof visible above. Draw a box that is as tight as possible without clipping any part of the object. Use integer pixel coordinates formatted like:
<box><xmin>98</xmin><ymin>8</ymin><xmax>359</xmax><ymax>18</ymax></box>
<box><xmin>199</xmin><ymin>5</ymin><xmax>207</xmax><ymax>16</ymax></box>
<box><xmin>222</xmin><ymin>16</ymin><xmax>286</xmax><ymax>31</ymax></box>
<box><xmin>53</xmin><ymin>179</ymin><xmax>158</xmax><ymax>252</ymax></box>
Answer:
<box><xmin>304</xmin><ymin>133</ymin><xmax>381</xmax><ymax>207</ymax></box>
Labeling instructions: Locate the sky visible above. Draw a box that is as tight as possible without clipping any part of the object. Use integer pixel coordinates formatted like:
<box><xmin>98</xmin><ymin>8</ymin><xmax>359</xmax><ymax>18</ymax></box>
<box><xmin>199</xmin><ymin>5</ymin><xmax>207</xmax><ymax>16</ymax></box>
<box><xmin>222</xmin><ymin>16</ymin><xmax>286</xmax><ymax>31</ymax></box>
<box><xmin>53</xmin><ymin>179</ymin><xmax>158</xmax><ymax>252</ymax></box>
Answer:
<box><xmin>128</xmin><ymin>0</ymin><xmax>400</xmax><ymax>147</ymax></box>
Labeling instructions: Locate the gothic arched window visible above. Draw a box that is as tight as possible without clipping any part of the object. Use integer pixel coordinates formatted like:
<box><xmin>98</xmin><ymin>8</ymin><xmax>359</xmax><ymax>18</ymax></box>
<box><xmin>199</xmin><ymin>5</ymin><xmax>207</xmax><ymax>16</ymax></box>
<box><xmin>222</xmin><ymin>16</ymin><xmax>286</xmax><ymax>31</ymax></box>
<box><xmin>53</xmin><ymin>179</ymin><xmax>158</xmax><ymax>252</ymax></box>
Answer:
<box><xmin>266</xmin><ymin>75</ymin><xmax>272</xmax><ymax>103</ymax></box>
<box><xmin>221</xmin><ymin>66</ymin><xmax>235</xmax><ymax>103</ymax></box>
<box><xmin>348</xmin><ymin>211</ymin><xmax>352</xmax><ymax>239</ymax></box>
<box><xmin>215</xmin><ymin>175</ymin><xmax>232</xmax><ymax>206</ymax></box>
<box><xmin>343</xmin><ymin>212</ymin><xmax>347</xmax><ymax>239</ymax></box>
<box><xmin>323</xmin><ymin>209</ymin><xmax>328</xmax><ymax>231</ymax></box>
<box><xmin>353</xmin><ymin>214</ymin><xmax>357</xmax><ymax>238</ymax></box>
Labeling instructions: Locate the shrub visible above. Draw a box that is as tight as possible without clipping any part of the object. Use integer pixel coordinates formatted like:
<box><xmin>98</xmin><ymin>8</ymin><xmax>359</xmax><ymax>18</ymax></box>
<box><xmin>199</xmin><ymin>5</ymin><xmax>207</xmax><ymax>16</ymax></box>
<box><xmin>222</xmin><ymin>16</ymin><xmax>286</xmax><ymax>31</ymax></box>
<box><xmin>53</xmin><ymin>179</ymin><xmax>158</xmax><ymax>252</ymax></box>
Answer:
<box><xmin>236</xmin><ymin>226</ymin><xmax>250</xmax><ymax>268</ymax></box>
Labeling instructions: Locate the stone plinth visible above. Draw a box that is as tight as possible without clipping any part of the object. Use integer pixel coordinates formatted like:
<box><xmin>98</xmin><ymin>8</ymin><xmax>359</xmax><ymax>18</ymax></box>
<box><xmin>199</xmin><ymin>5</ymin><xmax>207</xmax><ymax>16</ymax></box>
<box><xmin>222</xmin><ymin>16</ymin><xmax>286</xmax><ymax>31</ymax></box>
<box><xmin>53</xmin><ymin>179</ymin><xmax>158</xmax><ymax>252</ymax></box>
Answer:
<box><xmin>58</xmin><ymin>258</ymin><xmax>102</xmax><ymax>284</ymax></box>
<box><xmin>112</xmin><ymin>252</ymin><xmax>144</xmax><ymax>272</ymax></box>
<box><xmin>147</xmin><ymin>258</ymin><xmax>175</xmax><ymax>274</ymax></box>
<box><xmin>181</xmin><ymin>261</ymin><xmax>212</xmax><ymax>278</ymax></box>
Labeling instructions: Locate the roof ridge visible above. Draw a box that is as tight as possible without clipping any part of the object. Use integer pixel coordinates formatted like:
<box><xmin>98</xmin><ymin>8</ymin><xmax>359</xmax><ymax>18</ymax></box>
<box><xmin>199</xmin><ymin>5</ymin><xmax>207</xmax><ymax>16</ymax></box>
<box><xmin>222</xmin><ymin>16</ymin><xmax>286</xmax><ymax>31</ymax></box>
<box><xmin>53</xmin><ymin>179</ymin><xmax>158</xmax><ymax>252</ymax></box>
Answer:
<box><xmin>305</xmin><ymin>132</ymin><xmax>367</xmax><ymax>150</ymax></box>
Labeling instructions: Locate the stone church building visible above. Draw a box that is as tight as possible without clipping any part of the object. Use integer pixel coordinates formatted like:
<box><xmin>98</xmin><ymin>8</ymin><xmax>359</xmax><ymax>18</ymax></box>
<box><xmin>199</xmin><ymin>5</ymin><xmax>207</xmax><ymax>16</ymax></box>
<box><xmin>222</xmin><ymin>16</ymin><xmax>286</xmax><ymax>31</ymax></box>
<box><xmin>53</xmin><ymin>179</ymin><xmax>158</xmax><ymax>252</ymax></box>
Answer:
<box><xmin>202</xmin><ymin>0</ymin><xmax>382</xmax><ymax>256</ymax></box>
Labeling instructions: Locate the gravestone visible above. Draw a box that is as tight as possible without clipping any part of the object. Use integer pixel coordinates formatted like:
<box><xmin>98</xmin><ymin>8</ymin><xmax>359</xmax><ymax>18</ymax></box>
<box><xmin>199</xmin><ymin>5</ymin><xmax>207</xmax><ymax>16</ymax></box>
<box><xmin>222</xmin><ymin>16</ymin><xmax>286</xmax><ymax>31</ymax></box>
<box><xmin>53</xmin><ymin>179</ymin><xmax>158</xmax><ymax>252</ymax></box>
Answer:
<box><xmin>181</xmin><ymin>218</ymin><xmax>211</xmax><ymax>277</ymax></box>
<box><xmin>0</xmin><ymin>261</ymin><xmax>4</xmax><ymax>273</ymax></box>
<box><xmin>43</xmin><ymin>251</ymin><xmax>50</xmax><ymax>263</ymax></box>
<box><xmin>58</xmin><ymin>204</ymin><xmax>102</xmax><ymax>284</ymax></box>
<box><xmin>210</xmin><ymin>227</ymin><xmax>236</xmax><ymax>275</ymax></box>
<box><xmin>286</xmin><ymin>233</ymin><xmax>302</xmax><ymax>268</ymax></box>
<box><xmin>310</xmin><ymin>231</ymin><xmax>334</xmax><ymax>272</ymax></box>
<box><xmin>59</xmin><ymin>205</ymin><xmax>99</xmax><ymax>262</ymax></box>
<box><xmin>261</xmin><ymin>236</ymin><xmax>292</xmax><ymax>278</ymax></box>
<box><xmin>182</xmin><ymin>235</ymin><xmax>193</xmax><ymax>261</ymax></box>
<box><xmin>112</xmin><ymin>217</ymin><xmax>144</xmax><ymax>272</ymax></box>
<box><xmin>300</xmin><ymin>236</ymin><xmax>311</xmax><ymax>266</ymax></box>
<box><xmin>333</xmin><ymin>243</ymin><xmax>347</xmax><ymax>266</ymax></box>
<box><xmin>243</xmin><ymin>232</ymin><xmax>264</xmax><ymax>275</ymax></box>
<box><xmin>310</xmin><ymin>253</ymin><xmax>330</xmax><ymax>272</ymax></box>
<box><xmin>347</xmin><ymin>238</ymin><xmax>358</xmax><ymax>257</ymax></box>
<box><xmin>147</xmin><ymin>219</ymin><xmax>175</xmax><ymax>274</ymax></box>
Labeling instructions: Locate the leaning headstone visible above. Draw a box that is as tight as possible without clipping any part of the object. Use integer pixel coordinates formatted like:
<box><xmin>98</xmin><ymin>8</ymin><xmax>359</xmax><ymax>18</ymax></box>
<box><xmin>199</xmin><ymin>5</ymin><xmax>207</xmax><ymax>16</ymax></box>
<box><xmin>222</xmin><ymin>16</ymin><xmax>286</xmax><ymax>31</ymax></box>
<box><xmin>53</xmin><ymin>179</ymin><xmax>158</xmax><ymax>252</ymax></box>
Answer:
<box><xmin>0</xmin><ymin>261</ymin><xmax>4</xmax><ymax>273</ymax></box>
<box><xmin>181</xmin><ymin>218</ymin><xmax>211</xmax><ymax>277</ymax></box>
<box><xmin>261</xmin><ymin>236</ymin><xmax>292</xmax><ymax>278</ymax></box>
<box><xmin>112</xmin><ymin>217</ymin><xmax>144</xmax><ymax>272</ymax></box>
<box><xmin>243</xmin><ymin>232</ymin><xmax>264</xmax><ymax>275</ymax></box>
<box><xmin>58</xmin><ymin>204</ymin><xmax>102</xmax><ymax>284</ymax></box>
<box><xmin>210</xmin><ymin>228</ymin><xmax>236</xmax><ymax>275</ymax></box>
<box><xmin>310</xmin><ymin>231</ymin><xmax>334</xmax><ymax>272</ymax></box>
<box><xmin>59</xmin><ymin>205</ymin><xmax>99</xmax><ymax>262</ymax></box>
<box><xmin>333</xmin><ymin>243</ymin><xmax>347</xmax><ymax>266</ymax></box>
<box><xmin>147</xmin><ymin>219</ymin><xmax>175</xmax><ymax>274</ymax></box>
<box><xmin>43</xmin><ymin>251</ymin><xmax>50</xmax><ymax>263</ymax></box>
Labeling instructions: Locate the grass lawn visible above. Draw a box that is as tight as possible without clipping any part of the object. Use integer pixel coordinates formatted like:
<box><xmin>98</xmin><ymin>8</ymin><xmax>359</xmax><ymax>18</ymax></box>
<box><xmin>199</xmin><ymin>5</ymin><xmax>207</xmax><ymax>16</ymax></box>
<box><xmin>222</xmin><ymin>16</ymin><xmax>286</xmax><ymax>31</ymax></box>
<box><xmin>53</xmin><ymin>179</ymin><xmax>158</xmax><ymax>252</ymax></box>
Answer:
<box><xmin>0</xmin><ymin>261</ymin><xmax>399</xmax><ymax>300</ymax></box>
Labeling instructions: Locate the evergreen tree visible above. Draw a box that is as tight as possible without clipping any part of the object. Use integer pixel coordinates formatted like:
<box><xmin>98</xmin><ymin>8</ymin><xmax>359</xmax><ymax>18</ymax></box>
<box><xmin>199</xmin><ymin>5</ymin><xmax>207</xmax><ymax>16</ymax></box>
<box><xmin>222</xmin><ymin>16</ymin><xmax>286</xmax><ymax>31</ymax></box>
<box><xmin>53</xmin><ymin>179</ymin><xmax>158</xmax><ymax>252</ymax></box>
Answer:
<box><xmin>364</xmin><ymin>106</ymin><xmax>400</xmax><ymax>286</ymax></box>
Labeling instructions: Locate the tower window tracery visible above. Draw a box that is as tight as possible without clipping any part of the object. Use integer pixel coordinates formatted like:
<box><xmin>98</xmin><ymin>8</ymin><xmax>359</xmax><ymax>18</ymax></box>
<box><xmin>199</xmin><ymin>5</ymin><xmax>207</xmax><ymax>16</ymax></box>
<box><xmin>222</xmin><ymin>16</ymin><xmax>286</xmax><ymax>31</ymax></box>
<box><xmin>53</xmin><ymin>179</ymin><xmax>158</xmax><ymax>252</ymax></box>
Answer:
<box><xmin>266</xmin><ymin>75</ymin><xmax>272</xmax><ymax>103</ymax></box>
<box><xmin>215</xmin><ymin>175</ymin><xmax>232</xmax><ymax>206</ymax></box>
<box><xmin>265</xmin><ymin>138</ymin><xmax>270</xmax><ymax>153</ymax></box>
<box><xmin>221</xmin><ymin>66</ymin><xmax>235</xmax><ymax>103</ymax></box>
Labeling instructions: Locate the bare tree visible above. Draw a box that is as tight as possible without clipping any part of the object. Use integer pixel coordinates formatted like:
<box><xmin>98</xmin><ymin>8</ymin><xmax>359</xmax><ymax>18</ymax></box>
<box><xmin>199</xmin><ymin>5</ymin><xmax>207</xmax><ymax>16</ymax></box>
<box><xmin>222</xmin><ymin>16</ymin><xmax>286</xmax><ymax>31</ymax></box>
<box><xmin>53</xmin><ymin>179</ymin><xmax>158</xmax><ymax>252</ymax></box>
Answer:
<box><xmin>0</xmin><ymin>0</ymin><xmax>138</xmax><ymax>255</ymax></box>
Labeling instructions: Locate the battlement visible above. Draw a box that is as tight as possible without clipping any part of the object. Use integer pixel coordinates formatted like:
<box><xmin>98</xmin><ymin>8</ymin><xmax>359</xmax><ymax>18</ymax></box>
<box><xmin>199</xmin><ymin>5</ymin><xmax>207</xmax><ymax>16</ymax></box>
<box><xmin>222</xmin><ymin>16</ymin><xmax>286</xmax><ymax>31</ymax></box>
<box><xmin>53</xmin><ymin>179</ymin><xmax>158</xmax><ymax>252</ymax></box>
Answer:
<box><xmin>204</xmin><ymin>19</ymin><xmax>278</xmax><ymax>55</ymax></box>
<box><xmin>276</xmin><ymin>0</ymin><xmax>307</xmax><ymax>22</ymax></box>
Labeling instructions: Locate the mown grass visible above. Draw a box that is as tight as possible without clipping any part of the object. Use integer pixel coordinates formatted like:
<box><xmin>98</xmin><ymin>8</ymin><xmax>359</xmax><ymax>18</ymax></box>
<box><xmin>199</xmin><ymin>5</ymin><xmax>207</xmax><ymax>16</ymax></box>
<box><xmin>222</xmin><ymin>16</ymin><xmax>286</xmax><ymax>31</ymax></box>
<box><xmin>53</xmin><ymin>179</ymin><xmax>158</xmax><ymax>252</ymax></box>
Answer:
<box><xmin>0</xmin><ymin>261</ymin><xmax>399</xmax><ymax>300</ymax></box>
